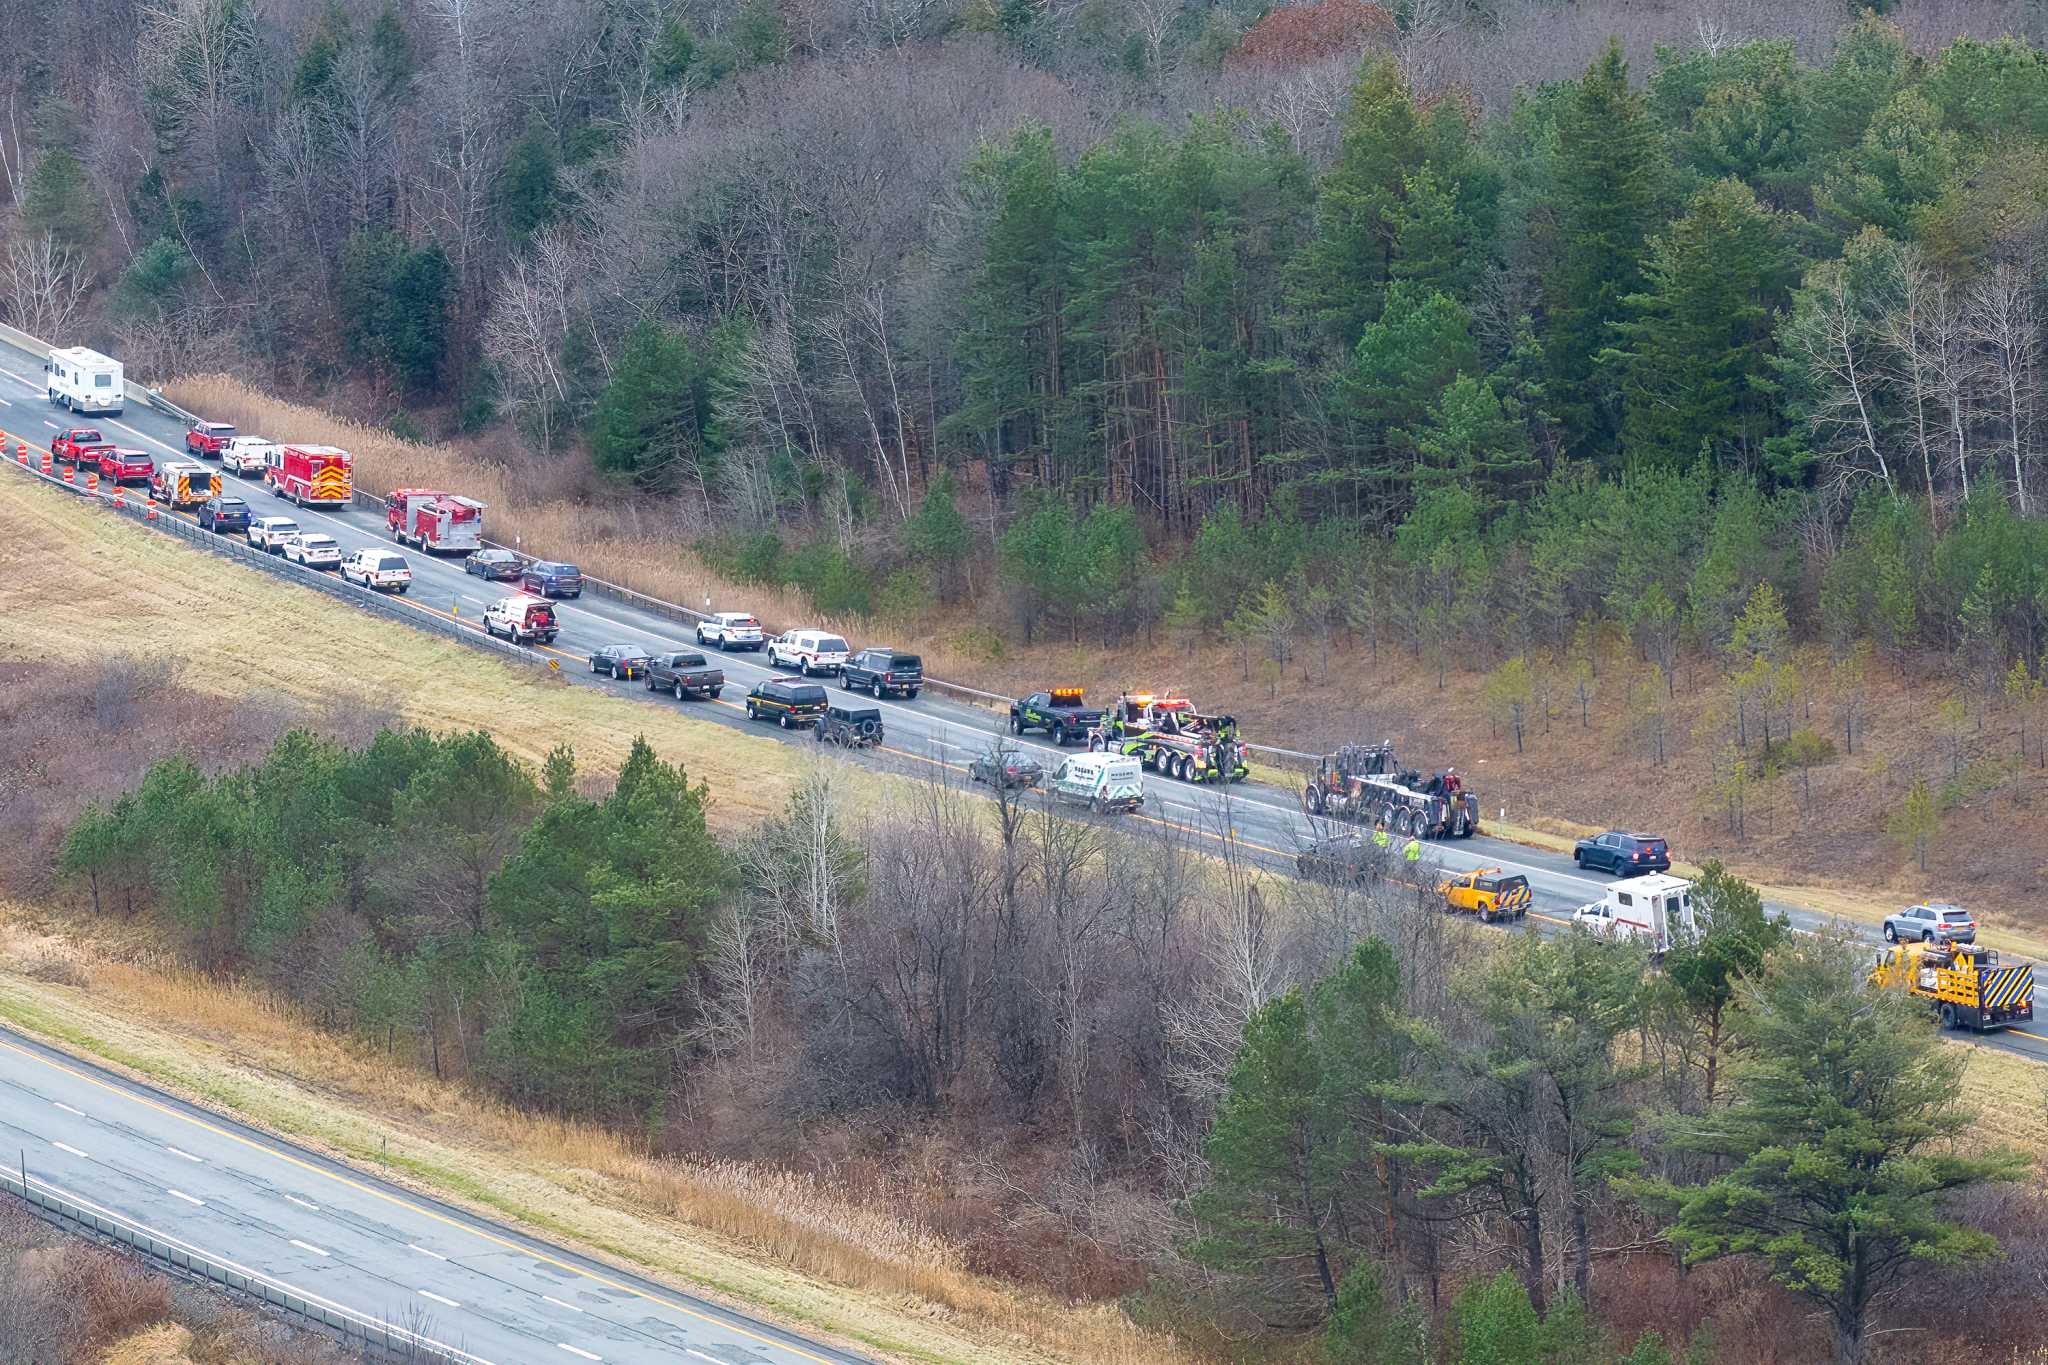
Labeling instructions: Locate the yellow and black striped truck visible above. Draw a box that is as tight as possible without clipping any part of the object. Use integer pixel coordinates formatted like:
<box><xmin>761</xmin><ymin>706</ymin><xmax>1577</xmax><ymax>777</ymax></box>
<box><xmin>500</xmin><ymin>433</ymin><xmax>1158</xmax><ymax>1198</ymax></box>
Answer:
<box><xmin>1438</xmin><ymin>867</ymin><xmax>1532</xmax><ymax>925</ymax></box>
<box><xmin>150</xmin><ymin>460</ymin><xmax>220</xmax><ymax>508</ymax></box>
<box><xmin>1870</xmin><ymin>941</ymin><xmax>2034</xmax><ymax>1032</ymax></box>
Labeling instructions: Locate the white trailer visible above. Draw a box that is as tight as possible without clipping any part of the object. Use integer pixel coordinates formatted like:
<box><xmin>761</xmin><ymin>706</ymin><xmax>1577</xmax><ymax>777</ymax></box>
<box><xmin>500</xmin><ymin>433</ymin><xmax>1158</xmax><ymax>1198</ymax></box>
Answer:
<box><xmin>45</xmin><ymin>346</ymin><xmax>124</xmax><ymax>415</ymax></box>
<box><xmin>1570</xmin><ymin>874</ymin><xmax>1697</xmax><ymax>956</ymax></box>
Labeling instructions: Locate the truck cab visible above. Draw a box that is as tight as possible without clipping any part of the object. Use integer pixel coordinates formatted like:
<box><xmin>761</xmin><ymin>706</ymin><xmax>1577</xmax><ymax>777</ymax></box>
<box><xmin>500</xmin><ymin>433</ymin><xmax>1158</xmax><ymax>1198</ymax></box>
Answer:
<box><xmin>1011</xmin><ymin>688</ymin><xmax>1102</xmax><ymax>745</ymax></box>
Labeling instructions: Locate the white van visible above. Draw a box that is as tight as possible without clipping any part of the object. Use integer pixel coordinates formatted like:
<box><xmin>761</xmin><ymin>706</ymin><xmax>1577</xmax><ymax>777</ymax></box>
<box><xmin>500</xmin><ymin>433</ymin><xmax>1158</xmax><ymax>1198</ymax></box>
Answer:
<box><xmin>1048</xmin><ymin>753</ymin><xmax>1145</xmax><ymax>815</ymax></box>
<box><xmin>45</xmin><ymin>346</ymin><xmax>124</xmax><ymax>415</ymax></box>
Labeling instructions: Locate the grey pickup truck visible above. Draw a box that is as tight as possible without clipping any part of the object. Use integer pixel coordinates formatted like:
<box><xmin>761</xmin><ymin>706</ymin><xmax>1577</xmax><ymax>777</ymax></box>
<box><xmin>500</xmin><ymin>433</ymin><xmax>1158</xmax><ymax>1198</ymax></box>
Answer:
<box><xmin>644</xmin><ymin>651</ymin><xmax>725</xmax><ymax>701</ymax></box>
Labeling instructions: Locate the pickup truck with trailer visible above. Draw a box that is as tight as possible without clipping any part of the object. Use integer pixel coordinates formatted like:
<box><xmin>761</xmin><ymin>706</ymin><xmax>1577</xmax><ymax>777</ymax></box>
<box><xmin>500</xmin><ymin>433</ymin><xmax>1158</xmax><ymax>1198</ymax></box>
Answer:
<box><xmin>267</xmin><ymin>443</ymin><xmax>353</xmax><ymax>507</ymax></box>
<box><xmin>51</xmin><ymin>428</ymin><xmax>109</xmax><ymax>463</ymax></box>
<box><xmin>483</xmin><ymin>594</ymin><xmax>558</xmax><ymax>645</ymax></box>
<box><xmin>1009</xmin><ymin>689</ymin><xmax>1102</xmax><ymax>745</ymax></box>
<box><xmin>1869</xmin><ymin>940</ymin><xmax>2033</xmax><ymax>1032</ymax></box>
<box><xmin>645</xmin><ymin>651</ymin><xmax>724</xmax><ymax>701</ymax></box>
<box><xmin>95</xmin><ymin>447</ymin><xmax>154</xmax><ymax>484</ymax></box>
<box><xmin>1301</xmin><ymin>742</ymin><xmax>1477</xmax><ymax>838</ymax></box>
<box><xmin>841</xmin><ymin>648</ymin><xmax>922</xmax><ymax>699</ymax></box>
<box><xmin>152</xmin><ymin>460</ymin><xmax>220</xmax><ymax>508</ymax></box>
<box><xmin>1570</xmin><ymin>875</ymin><xmax>1696</xmax><ymax>957</ymax></box>
<box><xmin>186</xmin><ymin>422</ymin><xmax>237</xmax><ymax>458</ymax></box>
<box><xmin>388</xmin><ymin>488</ymin><xmax>487</xmax><ymax>554</ymax></box>
<box><xmin>222</xmin><ymin>437</ymin><xmax>277</xmax><ymax>477</ymax></box>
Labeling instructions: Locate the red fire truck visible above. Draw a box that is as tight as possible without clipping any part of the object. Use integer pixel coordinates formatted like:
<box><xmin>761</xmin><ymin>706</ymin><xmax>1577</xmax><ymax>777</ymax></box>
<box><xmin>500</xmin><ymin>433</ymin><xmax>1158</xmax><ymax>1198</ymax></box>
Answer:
<box><xmin>266</xmin><ymin>443</ymin><xmax>353</xmax><ymax>507</ymax></box>
<box><xmin>387</xmin><ymin>488</ymin><xmax>488</xmax><ymax>554</ymax></box>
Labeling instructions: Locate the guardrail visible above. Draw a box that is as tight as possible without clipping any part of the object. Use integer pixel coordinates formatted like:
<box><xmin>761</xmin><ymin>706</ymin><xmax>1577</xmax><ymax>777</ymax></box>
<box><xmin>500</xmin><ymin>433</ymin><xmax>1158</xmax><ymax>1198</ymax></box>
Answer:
<box><xmin>1</xmin><ymin>448</ymin><xmax>546</xmax><ymax>672</ymax></box>
<box><xmin>1</xmin><ymin>1169</ymin><xmax>487</xmax><ymax>1363</ymax></box>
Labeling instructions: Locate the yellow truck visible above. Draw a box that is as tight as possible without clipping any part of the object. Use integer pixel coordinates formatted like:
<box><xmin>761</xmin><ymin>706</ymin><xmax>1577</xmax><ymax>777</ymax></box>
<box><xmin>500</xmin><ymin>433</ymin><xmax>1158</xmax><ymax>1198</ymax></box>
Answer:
<box><xmin>1437</xmin><ymin>867</ymin><xmax>1532</xmax><ymax>925</ymax></box>
<box><xmin>1869</xmin><ymin>941</ymin><xmax>2034</xmax><ymax>1032</ymax></box>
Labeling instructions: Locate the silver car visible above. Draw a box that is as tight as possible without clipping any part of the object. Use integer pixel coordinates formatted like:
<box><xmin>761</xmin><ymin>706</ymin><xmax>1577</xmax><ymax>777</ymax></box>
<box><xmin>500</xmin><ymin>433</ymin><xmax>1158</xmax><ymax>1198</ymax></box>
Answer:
<box><xmin>1883</xmin><ymin>902</ymin><xmax>1976</xmax><ymax>945</ymax></box>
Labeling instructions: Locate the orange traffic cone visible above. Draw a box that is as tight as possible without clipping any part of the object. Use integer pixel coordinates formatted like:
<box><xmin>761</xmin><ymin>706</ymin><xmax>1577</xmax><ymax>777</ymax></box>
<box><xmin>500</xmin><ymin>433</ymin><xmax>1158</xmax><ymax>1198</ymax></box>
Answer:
<box><xmin>62</xmin><ymin>466</ymin><xmax>74</xmax><ymax>486</ymax></box>
<box><xmin>85</xmin><ymin>471</ymin><xmax>99</xmax><ymax>496</ymax></box>
<box><xmin>146</xmin><ymin>497</ymin><xmax>158</xmax><ymax>521</ymax></box>
<box><xmin>40</xmin><ymin>450</ymin><xmax>52</xmax><ymax>474</ymax></box>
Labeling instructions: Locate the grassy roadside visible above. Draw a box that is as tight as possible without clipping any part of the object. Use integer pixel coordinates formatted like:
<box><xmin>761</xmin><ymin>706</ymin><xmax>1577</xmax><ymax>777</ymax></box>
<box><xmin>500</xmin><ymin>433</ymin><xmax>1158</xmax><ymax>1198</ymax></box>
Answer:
<box><xmin>0</xmin><ymin>469</ymin><xmax>1194</xmax><ymax>1363</ymax></box>
<box><xmin>0</xmin><ymin>907</ymin><xmax>1182</xmax><ymax>1365</ymax></box>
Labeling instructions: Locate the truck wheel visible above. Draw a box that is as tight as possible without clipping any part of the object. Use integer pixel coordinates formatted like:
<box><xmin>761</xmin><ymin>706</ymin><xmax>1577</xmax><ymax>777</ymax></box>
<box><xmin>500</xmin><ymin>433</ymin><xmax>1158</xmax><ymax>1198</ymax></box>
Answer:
<box><xmin>1009</xmin><ymin>714</ymin><xmax>1021</xmax><ymax>735</ymax></box>
<box><xmin>778</xmin><ymin>713</ymin><xmax>792</xmax><ymax>730</ymax></box>
<box><xmin>709</xmin><ymin>689</ymin><xmax>721</xmax><ymax>699</ymax></box>
<box><xmin>840</xmin><ymin>675</ymin><xmax>853</xmax><ymax>690</ymax></box>
<box><xmin>1304</xmin><ymin>785</ymin><xmax>1325</xmax><ymax>815</ymax></box>
<box><xmin>1940</xmin><ymin>1004</ymin><xmax>1956</xmax><ymax>1030</ymax></box>
<box><xmin>674</xmin><ymin>682</ymin><xmax>685</xmax><ymax>699</ymax></box>
<box><xmin>1883</xmin><ymin>924</ymin><xmax>1898</xmax><ymax>943</ymax></box>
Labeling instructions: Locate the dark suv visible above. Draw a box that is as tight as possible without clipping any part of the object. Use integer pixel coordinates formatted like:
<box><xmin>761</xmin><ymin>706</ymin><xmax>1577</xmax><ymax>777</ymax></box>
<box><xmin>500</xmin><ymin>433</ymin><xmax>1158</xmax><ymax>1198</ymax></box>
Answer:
<box><xmin>1573</xmin><ymin>831</ymin><xmax>1671</xmax><ymax>877</ymax></box>
<box><xmin>745</xmin><ymin>677</ymin><xmax>828</xmax><ymax>728</ymax></box>
<box><xmin>816</xmin><ymin>702</ymin><xmax>884</xmax><ymax>748</ymax></box>
<box><xmin>521</xmin><ymin>560</ymin><xmax>583</xmax><ymax>598</ymax></box>
<box><xmin>841</xmin><ymin>648</ymin><xmax>923</xmax><ymax>700</ymax></box>
<box><xmin>197</xmin><ymin>495</ymin><xmax>251</xmax><ymax>534</ymax></box>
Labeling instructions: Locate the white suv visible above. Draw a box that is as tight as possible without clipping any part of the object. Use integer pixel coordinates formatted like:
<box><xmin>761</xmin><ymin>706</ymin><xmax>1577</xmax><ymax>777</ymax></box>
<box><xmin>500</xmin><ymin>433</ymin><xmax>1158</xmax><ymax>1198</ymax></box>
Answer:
<box><xmin>247</xmin><ymin>516</ymin><xmax>300</xmax><ymax>554</ymax></box>
<box><xmin>283</xmin><ymin>532</ymin><xmax>342</xmax><ymax>569</ymax></box>
<box><xmin>766</xmin><ymin>629</ymin><xmax>849</xmax><ymax>675</ymax></box>
<box><xmin>695</xmin><ymin>611</ymin><xmax>764</xmax><ymax>652</ymax></box>
<box><xmin>342</xmin><ymin>549</ymin><xmax>412</xmax><ymax>593</ymax></box>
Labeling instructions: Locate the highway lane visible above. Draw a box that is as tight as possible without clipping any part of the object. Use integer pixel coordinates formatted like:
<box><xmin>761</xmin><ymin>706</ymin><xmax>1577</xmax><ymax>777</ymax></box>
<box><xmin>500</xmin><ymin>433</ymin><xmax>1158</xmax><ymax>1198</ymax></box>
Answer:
<box><xmin>0</xmin><ymin>1026</ymin><xmax>868</xmax><ymax>1365</ymax></box>
<box><xmin>5</xmin><ymin>346</ymin><xmax>2044</xmax><ymax>1069</ymax></box>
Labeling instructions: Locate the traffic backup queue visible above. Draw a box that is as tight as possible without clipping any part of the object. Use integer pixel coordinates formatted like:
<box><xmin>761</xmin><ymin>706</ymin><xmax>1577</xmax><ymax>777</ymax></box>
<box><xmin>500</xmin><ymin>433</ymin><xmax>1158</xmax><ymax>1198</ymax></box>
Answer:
<box><xmin>8</xmin><ymin>384</ymin><xmax>2031</xmax><ymax>1041</ymax></box>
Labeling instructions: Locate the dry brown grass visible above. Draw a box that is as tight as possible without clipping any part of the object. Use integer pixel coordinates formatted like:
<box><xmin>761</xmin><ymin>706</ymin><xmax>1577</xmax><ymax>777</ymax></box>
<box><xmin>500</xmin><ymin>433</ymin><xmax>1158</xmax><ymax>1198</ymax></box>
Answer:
<box><xmin>101</xmin><ymin>1323</ymin><xmax>197</xmax><ymax>1365</ymax></box>
<box><xmin>1956</xmin><ymin>1042</ymin><xmax>2048</xmax><ymax>1165</ymax></box>
<box><xmin>0</xmin><ymin>903</ymin><xmax>1199</xmax><ymax>1365</ymax></box>
<box><xmin>165</xmin><ymin>375</ymin><xmax>857</xmax><ymax>641</ymax></box>
<box><xmin>0</xmin><ymin>464</ymin><xmax>893</xmax><ymax>832</ymax></box>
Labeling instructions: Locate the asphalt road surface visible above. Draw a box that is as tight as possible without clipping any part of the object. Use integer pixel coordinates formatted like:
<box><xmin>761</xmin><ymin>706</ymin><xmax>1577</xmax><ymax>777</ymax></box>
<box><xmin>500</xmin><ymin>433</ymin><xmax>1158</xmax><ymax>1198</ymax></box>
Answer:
<box><xmin>4</xmin><ymin>342</ymin><xmax>2044</xmax><ymax>1077</ymax></box>
<box><xmin>0</xmin><ymin>1026</ymin><xmax>867</xmax><ymax>1365</ymax></box>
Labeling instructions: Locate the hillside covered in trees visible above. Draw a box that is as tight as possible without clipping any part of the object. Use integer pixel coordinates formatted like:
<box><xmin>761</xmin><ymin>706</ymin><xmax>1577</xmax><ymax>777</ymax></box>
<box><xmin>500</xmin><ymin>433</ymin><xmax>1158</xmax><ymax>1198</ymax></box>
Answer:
<box><xmin>7</xmin><ymin>0</ymin><xmax>2047</xmax><ymax>701</ymax></box>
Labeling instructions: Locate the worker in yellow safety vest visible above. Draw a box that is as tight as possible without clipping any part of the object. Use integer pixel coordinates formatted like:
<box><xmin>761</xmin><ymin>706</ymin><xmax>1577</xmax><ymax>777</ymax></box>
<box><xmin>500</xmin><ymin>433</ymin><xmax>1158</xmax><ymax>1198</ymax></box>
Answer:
<box><xmin>1373</xmin><ymin>822</ymin><xmax>1390</xmax><ymax>850</ymax></box>
<box><xmin>1404</xmin><ymin>836</ymin><xmax>1422</xmax><ymax>862</ymax></box>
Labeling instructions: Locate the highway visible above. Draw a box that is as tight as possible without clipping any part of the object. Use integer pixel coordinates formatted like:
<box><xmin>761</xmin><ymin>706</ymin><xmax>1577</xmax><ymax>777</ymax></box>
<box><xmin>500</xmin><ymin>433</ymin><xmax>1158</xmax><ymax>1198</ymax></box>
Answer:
<box><xmin>4</xmin><ymin>335</ymin><xmax>2046</xmax><ymax>1080</ymax></box>
<box><xmin>0</xmin><ymin>1025</ymin><xmax>868</xmax><ymax>1365</ymax></box>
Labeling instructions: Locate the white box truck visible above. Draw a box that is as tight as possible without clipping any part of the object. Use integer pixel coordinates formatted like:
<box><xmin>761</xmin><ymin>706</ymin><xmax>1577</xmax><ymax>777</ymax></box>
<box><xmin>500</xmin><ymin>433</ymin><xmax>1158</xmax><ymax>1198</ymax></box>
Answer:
<box><xmin>1570</xmin><ymin>874</ymin><xmax>1697</xmax><ymax>956</ymax></box>
<box><xmin>45</xmin><ymin>346</ymin><xmax>124</xmax><ymax>416</ymax></box>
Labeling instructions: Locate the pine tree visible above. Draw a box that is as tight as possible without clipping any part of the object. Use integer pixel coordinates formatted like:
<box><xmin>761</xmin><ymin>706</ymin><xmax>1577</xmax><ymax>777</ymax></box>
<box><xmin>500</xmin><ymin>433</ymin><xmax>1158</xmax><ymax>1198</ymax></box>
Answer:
<box><xmin>20</xmin><ymin>148</ymin><xmax>100</xmax><ymax>256</ymax></box>
<box><xmin>591</xmin><ymin>320</ymin><xmax>719</xmax><ymax>492</ymax></box>
<box><xmin>1611</xmin><ymin>178</ymin><xmax>1791</xmax><ymax>470</ymax></box>
<box><xmin>498</xmin><ymin>113</ymin><xmax>563</xmax><ymax>243</ymax></box>
<box><xmin>1545</xmin><ymin>40</ymin><xmax>1663</xmax><ymax>461</ymax></box>
<box><xmin>1290</xmin><ymin>56</ymin><xmax>1427</xmax><ymax>347</ymax></box>
<box><xmin>904</xmin><ymin>471</ymin><xmax>972</xmax><ymax>600</ymax></box>
<box><xmin>1889</xmin><ymin>776</ymin><xmax>1939</xmax><ymax>870</ymax></box>
<box><xmin>1647</xmin><ymin>936</ymin><xmax>2025</xmax><ymax>1365</ymax></box>
<box><xmin>1413</xmin><ymin>373</ymin><xmax>1539</xmax><ymax>507</ymax></box>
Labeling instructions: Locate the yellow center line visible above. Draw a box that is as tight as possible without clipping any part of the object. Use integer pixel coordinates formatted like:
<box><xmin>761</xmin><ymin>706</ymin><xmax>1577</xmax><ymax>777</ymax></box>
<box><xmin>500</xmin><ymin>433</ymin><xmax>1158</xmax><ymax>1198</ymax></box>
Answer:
<box><xmin>0</xmin><ymin>1035</ymin><xmax>843</xmax><ymax>1365</ymax></box>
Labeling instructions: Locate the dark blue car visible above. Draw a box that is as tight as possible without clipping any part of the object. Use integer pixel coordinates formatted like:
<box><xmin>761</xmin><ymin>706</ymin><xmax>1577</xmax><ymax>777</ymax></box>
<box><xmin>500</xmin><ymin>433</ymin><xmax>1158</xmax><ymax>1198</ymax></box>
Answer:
<box><xmin>198</xmin><ymin>495</ymin><xmax>252</xmax><ymax>534</ymax></box>
<box><xmin>521</xmin><ymin>560</ymin><xmax>583</xmax><ymax>599</ymax></box>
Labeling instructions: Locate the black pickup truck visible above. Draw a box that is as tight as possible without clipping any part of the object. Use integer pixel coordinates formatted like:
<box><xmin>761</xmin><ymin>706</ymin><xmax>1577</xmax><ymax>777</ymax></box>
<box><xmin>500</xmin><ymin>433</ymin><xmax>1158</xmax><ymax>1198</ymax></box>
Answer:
<box><xmin>1009</xmin><ymin>689</ymin><xmax>1102</xmax><ymax>746</ymax></box>
<box><xmin>841</xmin><ymin>648</ymin><xmax>922</xmax><ymax>699</ymax></box>
<box><xmin>644</xmin><ymin>651</ymin><xmax>725</xmax><ymax>701</ymax></box>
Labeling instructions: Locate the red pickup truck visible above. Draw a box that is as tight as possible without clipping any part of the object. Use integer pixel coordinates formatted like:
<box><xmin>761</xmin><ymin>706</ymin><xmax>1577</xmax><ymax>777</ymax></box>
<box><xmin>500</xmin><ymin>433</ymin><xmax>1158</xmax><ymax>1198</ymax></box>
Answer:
<box><xmin>186</xmin><ymin>422</ymin><xmax>237</xmax><ymax>458</ymax></box>
<box><xmin>52</xmin><ymin>428</ymin><xmax>110</xmax><ymax>463</ymax></box>
<box><xmin>96</xmin><ymin>447</ymin><xmax>153</xmax><ymax>484</ymax></box>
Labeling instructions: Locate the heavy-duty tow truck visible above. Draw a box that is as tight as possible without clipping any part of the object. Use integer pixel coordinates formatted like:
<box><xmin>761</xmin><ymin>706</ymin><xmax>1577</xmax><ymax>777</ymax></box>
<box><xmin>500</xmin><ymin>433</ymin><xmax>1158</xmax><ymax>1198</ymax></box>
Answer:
<box><xmin>1869</xmin><ymin>940</ymin><xmax>2034</xmax><ymax>1033</ymax></box>
<box><xmin>1088</xmin><ymin>692</ymin><xmax>1249</xmax><ymax>783</ymax></box>
<box><xmin>1301</xmin><ymin>743</ymin><xmax>1479</xmax><ymax>839</ymax></box>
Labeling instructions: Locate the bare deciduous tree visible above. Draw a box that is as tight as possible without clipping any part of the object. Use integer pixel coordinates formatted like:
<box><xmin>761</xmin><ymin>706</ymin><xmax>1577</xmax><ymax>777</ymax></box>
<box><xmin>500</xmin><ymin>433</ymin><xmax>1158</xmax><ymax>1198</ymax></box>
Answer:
<box><xmin>0</xmin><ymin>233</ymin><xmax>93</xmax><ymax>340</ymax></box>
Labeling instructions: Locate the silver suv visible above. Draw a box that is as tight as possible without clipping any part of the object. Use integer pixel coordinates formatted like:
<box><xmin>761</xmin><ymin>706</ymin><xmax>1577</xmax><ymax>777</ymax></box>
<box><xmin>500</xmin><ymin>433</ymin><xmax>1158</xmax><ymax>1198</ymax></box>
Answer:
<box><xmin>1883</xmin><ymin>902</ymin><xmax>1976</xmax><ymax>945</ymax></box>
